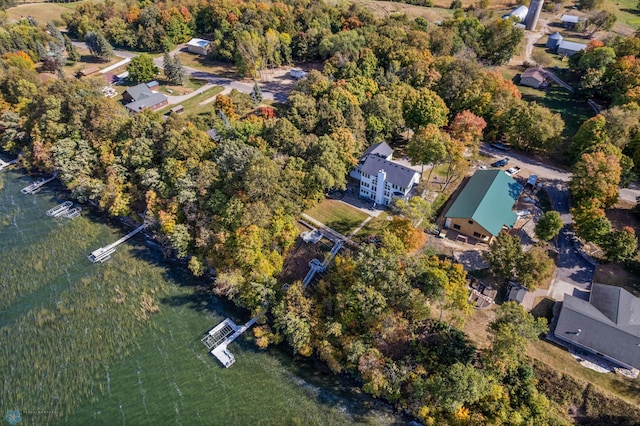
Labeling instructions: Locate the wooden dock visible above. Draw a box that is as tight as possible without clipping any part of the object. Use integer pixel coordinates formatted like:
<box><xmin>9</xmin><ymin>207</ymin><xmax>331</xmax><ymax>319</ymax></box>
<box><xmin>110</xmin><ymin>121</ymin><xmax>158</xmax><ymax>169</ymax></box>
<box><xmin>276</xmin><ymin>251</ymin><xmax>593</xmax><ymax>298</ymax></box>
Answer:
<box><xmin>88</xmin><ymin>223</ymin><xmax>146</xmax><ymax>263</ymax></box>
<box><xmin>201</xmin><ymin>315</ymin><xmax>261</xmax><ymax>368</ymax></box>
<box><xmin>21</xmin><ymin>172</ymin><xmax>57</xmax><ymax>194</ymax></box>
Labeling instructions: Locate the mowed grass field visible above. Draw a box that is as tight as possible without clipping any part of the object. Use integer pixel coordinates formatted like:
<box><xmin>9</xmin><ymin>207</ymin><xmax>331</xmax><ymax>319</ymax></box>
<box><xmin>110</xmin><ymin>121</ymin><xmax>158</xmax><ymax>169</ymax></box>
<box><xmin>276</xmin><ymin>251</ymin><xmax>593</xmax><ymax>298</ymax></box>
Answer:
<box><xmin>304</xmin><ymin>199</ymin><xmax>370</xmax><ymax>235</ymax></box>
<box><xmin>6</xmin><ymin>3</ymin><xmax>76</xmax><ymax>23</ymax></box>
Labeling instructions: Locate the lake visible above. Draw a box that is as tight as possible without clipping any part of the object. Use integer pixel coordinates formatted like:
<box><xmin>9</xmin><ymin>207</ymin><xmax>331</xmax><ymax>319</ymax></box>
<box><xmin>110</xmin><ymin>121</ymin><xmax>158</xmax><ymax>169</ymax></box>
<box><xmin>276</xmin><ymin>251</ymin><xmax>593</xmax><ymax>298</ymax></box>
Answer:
<box><xmin>0</xmin><ymin>169</ymin><xmax>401</xmax><ymax>425</ymax></box>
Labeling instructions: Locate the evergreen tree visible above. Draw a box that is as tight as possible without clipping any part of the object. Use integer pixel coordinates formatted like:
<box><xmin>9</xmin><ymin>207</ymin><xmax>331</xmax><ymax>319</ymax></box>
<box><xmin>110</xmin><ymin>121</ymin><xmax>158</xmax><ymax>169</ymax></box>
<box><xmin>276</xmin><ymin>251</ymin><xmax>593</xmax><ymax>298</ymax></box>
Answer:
<box><xmin>64</xmin><ymin>36</ymin><xmax>80</xmax><ymax>63</ymax></box>
<box><xmin>84</xmin><ymin>31</ymin><xmax>113</xmax><ymax>61</ymax></box>
<box><xmin>46</xmin><ymin>21</ymin><xmax>65</xmax><ymax>47</ymax></box>
<box><xmin>250</xmin><ymin>82</ymin><xmax>263</xmax><ymax>106</ymax></box>
<box><xmin>163</xmin><ymin>53</ymin><xmax>186</xmax><ymax>85</ymax></box>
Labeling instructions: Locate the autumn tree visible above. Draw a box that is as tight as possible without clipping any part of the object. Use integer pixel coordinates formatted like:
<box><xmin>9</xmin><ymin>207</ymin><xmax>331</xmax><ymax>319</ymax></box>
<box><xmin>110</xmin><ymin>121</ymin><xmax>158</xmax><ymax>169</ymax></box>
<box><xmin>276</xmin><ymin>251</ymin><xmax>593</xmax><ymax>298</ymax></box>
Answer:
<box><xmin>602</xmin><ymin>226</ymin><xmax>638</xmax><ymax>262</ymax></box>
<box><xmin>535</xmin><ymin>211</ymin><xmax>563</xmax><ymax>242</ymax></box>
<box><xmin>127</xmin><ymin>54</ymin><xmax>158</xmax><ymax>83</ymax></box>
<box><xmin>407</xmin><ymin>123</ymin><xmax>449</xmax><ymax>177</ymax></box>
<box><xmin>569</xmin><ymin>146</ymin><xmax>621</xmax><ymax>209</ymax></box>
<box><xmin>449</xmin><ymin>110</ymin><xmax>487</xmax><ymax>154</ymax></box>
<box><xmin>273</xmin><ymin>281</ymin><xmax>315</xmax><ymax>356</ymax></box>
<box><xmin>517</xmin><ymin>246</ymin><xmax>555</xmax><ymax>290</ymax></box>
<box><xmin>571</xmin><ymin>202</ymin><xmax>612</xmax><ymax>244</ymax></box>
<box><xmin>403</xmin><ymin>87</ymin><xmax>449</xmax><ymax>130</ymax></box>
<box><xmin>503</xmin><ymin>101</ymin><xmax>564</xmax><ymax>152</ymax></box>
<box><xmin>484</xmin><ymin>232</ymin><xmax>522</xmax><ymax>282</ymax></box>
<box><xmin>488</xmin><ymin>302</ymin><xmax>548</xmax><ymax>373</ymax></box>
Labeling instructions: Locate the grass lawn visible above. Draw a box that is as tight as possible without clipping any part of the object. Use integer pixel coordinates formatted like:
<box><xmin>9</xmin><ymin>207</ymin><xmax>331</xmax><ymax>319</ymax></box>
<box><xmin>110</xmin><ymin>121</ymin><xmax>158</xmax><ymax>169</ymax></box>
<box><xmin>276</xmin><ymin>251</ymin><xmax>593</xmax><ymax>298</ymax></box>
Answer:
<box><xmin>528</xmin><ymin>339</ymin><xmax>640</xmax><ymax>407</ymax></box>
<box><xmin>156</xmin><ymin>85</ymin><xmax>224</xmax><ymax>116</ymax></box>
<box><xmin>62</xmin><ymin>49</ymin><xmax>123</xmax><ymax>78</ymax></box>
<box><xmin>499</xmin><ymin>74</ymin><xmax>594</xmax><ymax>139</ymax></box>
<box><xmin>156</xmin><ymin>77</ymin><xmax>208</xmax><ymax>96</ymax></box>
<box><xmin>304</xmin><ymin>199</ymin><xmax>370</xmax><ymax>235</ymax></box>
<box><xmin>604</xmin><ymin>0</ymin><xmax>640</xmax><ymax>30</ymax></box>
<box><xmin>6</xmin><ymin>3</ymin><xmax>76</xmax><ymax>23</ymax></box>
<box><xmin>173</xmin><ymin>52</ymin><xmax>237</xmax><ymax>78</ymax></box>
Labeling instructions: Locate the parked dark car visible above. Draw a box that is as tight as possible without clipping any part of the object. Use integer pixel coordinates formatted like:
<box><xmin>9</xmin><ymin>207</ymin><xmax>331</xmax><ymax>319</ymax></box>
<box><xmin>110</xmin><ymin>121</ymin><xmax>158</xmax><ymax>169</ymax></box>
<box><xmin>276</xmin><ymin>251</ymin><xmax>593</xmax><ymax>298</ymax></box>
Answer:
<box><xmin>491</xmin><ymin>158</ymin><xmax>509</xmax><ymax>168</ymax></box>
<box><xmin>490</xmin><ymin>142</ymin><xmax>509</xmax><ymax>151</ymax></box>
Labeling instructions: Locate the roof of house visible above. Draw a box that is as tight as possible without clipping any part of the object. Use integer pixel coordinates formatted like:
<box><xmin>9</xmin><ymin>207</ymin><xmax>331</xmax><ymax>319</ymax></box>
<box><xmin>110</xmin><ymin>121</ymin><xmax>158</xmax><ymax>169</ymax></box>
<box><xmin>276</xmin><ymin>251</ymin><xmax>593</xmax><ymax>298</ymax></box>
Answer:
<box><xmin>561</xmin><ymin>14</ymin><xmax>580</xmax><ymax>23</ymax></box>
<box><xmin>360</xmin><ymin>156</ymin><xmax>419</xmax><ymax>189</ymax></box>
<box><xmin>187</xmin><ymin>38</ymin><xmax>211</xmax><ymax>48</ymax></box>
<box><xmin>361</xmin><ymin>142</ymin><xmax>393</xmax><ymax>160</ymax></box>
<box><xmin>124</xmin><ymin>93</ymin><xmax>167</xmax><ymax>113</ymax></box>
<box><xmin>146</xmin><ymin>80</ymin><xmax>159</xmax><ymax>88</ymax></box>
<box><xmin>521</xmin><ymin>66</ymin><xmax>546</xmax><ymax>82</ymax></box>
<box><xmin>558</xmin><ymin>40</ymin><xmax>587</xmax><ymax>52</ymax></box>
<box><xmin>548</xmin><ymin>31</ymin><xmax>563</xmax><ymax>39</ymax></box>
<box><xmin>555</xmin><ymin>284</ymin><xmax>640</xmax><ymax>369</ymax></box>
<box><xmin>445</xmin><ymin>170</ymin><xmax>522</xmax><ymax>236</ymax></box>
<box><xmin>124</xmin><ymin>83</ymin><xmax>153</xmax><ymax>102</ymax></box>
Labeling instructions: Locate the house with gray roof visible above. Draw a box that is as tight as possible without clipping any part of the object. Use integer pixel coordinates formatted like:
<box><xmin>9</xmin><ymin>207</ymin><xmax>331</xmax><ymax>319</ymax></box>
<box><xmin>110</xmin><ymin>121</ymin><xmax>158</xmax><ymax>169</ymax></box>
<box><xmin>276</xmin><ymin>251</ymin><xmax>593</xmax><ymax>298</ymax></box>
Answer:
<box><xmin>554</xmin><ymin>284</ymin><xmax>640</xmax><ymax>370</ymax></box>
<box><xmin>444</xmin><ymin>170</ymin><xmax>522</xmax><ymax>243</ymax></box>
<box><xmin>520</xmin><ymin>66</ymin><xmax>546</xmax><ymax>89</ymax></box>
<box><xmin>122</xmin><ymin>83</ymin><xmax>154</xmax><ymax>104</ymax></box>
<box><xmin>358</xmin><ymin>156</ymin><xmax>420</xmax><ymax>206</ymax></box>
<box><xmin>350</xmin><ymin>142</ymin><xmax>394</xmax><ymax>180</ymax></box>
<box><xmin>124</xmin><ymin>92</ymin><xmax>168</xmax><ymax>114</ymax></box>
<box><xmin>561</xmin><ymin>14</ymin><xmax>580</xmax><ymax>28</ymax></box>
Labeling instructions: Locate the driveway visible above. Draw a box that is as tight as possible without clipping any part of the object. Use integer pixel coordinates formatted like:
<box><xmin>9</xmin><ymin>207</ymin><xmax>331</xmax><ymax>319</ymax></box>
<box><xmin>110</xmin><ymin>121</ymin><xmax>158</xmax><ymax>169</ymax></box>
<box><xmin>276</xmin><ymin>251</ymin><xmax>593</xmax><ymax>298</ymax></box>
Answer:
<box><xmin>480</xmin><ymin>145</ymin><xmax>596</xmax><ymax>305</ymax></box>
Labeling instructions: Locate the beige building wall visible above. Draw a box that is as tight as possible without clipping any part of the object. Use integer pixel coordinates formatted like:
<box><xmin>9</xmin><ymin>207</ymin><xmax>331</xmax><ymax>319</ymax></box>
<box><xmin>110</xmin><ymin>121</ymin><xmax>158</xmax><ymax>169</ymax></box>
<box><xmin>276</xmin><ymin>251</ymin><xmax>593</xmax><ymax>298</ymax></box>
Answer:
<box><xmin>447</xmin><ymin>218</ymin><xmax>494</xmax><ymax>243</ymax></box>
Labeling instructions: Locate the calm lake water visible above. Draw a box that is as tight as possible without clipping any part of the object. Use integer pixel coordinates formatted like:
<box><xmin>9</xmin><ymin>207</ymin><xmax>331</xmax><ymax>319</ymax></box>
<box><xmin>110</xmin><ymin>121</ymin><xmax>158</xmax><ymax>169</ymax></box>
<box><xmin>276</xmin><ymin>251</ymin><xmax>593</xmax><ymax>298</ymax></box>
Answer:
<box><xmin>0</xmin><ymin>169</ymin><xmax>401</xmax><ymax>425</ymax></box>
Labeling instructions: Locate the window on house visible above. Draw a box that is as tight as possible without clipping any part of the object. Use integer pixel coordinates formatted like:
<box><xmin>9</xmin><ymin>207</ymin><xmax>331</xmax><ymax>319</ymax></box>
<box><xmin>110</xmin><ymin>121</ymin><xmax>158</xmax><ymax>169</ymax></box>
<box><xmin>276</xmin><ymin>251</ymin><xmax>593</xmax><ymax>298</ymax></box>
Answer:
<box><xmin>473</xmin><ymin>232</ymin><xmax>481</xmax><ymax>238</ymax></box>
<box><xmin>468</xmin><ymin>220</ymin><xmax>474</xmax><ymax>224</ymax></box>
<box><xmin>453</xmin><ymin>224</ymin><xmax>461</xmax><ymax>230</ymax></box>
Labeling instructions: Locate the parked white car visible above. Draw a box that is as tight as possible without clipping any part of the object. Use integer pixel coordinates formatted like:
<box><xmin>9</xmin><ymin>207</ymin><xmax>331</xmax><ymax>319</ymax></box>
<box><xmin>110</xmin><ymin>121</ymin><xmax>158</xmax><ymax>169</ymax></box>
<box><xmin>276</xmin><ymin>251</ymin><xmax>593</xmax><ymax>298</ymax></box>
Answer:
<box><xmin>505</xmin><ymin>167</ymin><xmax>521</xmax><ymax>177</ymax></box>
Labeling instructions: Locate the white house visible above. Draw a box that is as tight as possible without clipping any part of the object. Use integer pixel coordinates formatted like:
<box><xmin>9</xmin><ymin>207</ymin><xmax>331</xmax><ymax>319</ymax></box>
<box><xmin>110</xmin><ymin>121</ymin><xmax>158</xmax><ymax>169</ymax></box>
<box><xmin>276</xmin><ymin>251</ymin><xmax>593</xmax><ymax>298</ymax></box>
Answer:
<box><xmin>349</xmin><ymin>144</ymin><xmax>419</xmax><ymax>207</ymax></box>
<box><xmin>187</xmin><ymin>38</ymin><xmax>211</xmax><ymax>55</ymax></box>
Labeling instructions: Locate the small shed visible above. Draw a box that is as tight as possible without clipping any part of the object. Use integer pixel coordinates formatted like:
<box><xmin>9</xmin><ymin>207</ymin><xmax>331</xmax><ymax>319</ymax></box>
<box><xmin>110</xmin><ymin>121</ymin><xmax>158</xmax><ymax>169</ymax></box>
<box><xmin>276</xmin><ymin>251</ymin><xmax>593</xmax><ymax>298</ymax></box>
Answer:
<box><xmin>520</xmin><ymin>66</ymin><xmax>546</xmax><ymax>89</ymax></box>
<box><xmin>78</xmin><ymin>66</ymin><xmax>100</xmax><ymax>77</ymax></box>
<box><xmin>506</xmin><ymin>283</ymin><xmax>527</xmax><ymax>304</ymax></box>
<box><xmin>557</xmin><ymin>40</ymin><xmax>587</xmax><ymax>57</ymax></box>
<box><xmin>561</xmin><ymin>14</ymin><xmax>580</xmax><ymax>28</ymax></box>
<box><xmin>546</xmin><ymin>32</ymin><xmax>564</xmax><ymax>50</ymax></box>
<box><xmin>187</xmin><ymin>38</ymin><xmax>211</xmax><ymax>55</ymax></box>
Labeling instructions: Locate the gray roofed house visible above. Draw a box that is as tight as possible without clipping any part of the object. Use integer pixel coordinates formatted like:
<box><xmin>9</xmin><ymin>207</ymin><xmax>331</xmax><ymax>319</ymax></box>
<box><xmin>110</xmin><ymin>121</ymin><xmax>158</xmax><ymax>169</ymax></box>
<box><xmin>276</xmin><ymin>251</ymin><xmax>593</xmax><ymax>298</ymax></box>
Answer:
<box><xmin>507</xmin><ymin>284</ymin><xmax>527</xmax><ymax>303</ymax></box>
<box><xmin>557</xmin><ymin>40</ymin><xmax>587</xmax><ymax>57</ymax></box>
<box><xmin>554</xmin><ymin>283</ymin><xmax>640</xmax><ymax>370</ymax></box>
<box><xmin>360</xmin><ymin>156</ymin><xmax>419</xmax><ymax>190</ymax></box>
<box><xmin>124</xmin><ymin>93</ymin><xmax>168</xmax><ymax>114</ymax></box>
<box><xmin>361</xmin><ymin>142</ymin><xmax>393</xmax><ymax>161</ymax></box>
<box><xmin>520</xmin><ymin>66</ymin><xmax>546</xmax><ymax>89</ymax></box>
<box><xmin>122</xmin><ymin>83</ymin><xmax>153</xmax><ymax>103</ymax></box>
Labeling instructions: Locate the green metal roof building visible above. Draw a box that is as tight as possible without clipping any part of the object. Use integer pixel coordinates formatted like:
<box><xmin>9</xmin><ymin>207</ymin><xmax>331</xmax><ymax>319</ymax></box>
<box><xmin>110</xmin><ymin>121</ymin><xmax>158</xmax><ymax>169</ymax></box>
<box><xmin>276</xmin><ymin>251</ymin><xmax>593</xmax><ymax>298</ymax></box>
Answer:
<box><xmin>445</xmin><ymin>170</ymin><xmax>522</xmax><ymax>241</ymax></box>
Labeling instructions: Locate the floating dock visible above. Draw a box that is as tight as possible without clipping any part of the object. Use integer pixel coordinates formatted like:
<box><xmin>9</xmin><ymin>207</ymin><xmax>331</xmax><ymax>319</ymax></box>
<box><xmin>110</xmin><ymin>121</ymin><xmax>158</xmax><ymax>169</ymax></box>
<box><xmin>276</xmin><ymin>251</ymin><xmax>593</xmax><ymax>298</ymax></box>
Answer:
<box><xmin>88</xmin><ymin>223</ymin><xmax>146</xmax><ymax>263</ymax></box>
<box><xmin>202</xmin><ymin>315</ymin><xmax>260</xmax><ymax>368</ymax></box>
<box><xmin>0</xmin><ymin>157</ymin><xmax>17</xmax><ymax>172</ymax></box>
<box><xmin>21</xmin><ymin>172</ymin><xmax>58</xmax><ymax>194</ymax></box>
<box><xmin>64</xmin><ymin>207</ymin><xmax>82</xmax><ymax>219</ymax></box>
<box><xmin>46</xmin><ymin>201</ymin><xmax>73</xmax><ymax>217</ymax></box>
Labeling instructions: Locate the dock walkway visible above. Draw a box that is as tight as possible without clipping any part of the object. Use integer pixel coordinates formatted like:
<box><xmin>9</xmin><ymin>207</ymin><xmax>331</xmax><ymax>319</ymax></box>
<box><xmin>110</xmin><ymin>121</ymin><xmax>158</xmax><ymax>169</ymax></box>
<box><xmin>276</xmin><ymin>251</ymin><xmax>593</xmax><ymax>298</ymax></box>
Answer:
<box><xmin>88</xmin><ymin>223</ymin><xmax>146</xmax><ymax>263</ymax></box>
<box><xmin>21</xmin><ymin>172</ymin><xmax>57</xmax><ymax>194</ymax></box>
<box><xmin>0</xmin><ymin>158</ymin><xmax>17</xmax><ymax>172</ymax></box>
